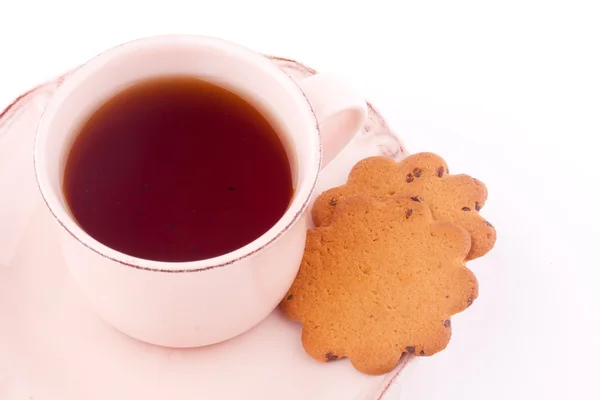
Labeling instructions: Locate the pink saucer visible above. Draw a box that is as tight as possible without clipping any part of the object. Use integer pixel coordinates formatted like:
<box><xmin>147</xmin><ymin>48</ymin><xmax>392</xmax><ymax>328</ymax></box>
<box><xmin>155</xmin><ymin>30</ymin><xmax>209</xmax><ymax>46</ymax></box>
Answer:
<box><xmin>0</xmin><ymin>57</ymin><xmax>410</xmax><ymax>400</ymax></box>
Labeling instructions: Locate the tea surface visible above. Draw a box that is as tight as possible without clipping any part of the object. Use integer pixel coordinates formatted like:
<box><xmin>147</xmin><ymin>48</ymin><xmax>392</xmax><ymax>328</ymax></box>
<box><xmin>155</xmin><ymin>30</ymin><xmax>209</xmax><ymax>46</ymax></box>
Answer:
<box><xmin>63</xmin><ymin>76</ymin><xmax>293</xmax><ymax>262</ymax></box>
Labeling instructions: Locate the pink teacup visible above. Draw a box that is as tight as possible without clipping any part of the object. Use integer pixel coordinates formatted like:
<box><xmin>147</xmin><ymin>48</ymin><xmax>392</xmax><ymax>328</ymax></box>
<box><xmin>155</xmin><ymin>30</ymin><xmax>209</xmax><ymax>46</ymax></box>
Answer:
<box><xmin>33</xmin><ymin>34</ymin><xmax>367</xmax><ymax>348</ymax></box>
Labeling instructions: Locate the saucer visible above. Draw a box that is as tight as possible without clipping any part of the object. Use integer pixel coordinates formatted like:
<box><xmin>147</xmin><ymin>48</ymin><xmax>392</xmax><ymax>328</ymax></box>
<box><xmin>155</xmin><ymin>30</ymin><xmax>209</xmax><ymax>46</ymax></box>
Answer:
<box><xmin>0</xmin><ymin>56</ymin><xmax>408</xmax><ymax>400</ymax></box>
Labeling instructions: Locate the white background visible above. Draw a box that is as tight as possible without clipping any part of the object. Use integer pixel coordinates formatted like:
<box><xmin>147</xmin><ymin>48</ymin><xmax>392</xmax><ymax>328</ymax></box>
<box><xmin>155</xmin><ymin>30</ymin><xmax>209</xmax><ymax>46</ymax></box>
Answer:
<box><xmin>1</xmin><ymin>0</ymin><xmax>597</xmax><ymax>399</ymax></box>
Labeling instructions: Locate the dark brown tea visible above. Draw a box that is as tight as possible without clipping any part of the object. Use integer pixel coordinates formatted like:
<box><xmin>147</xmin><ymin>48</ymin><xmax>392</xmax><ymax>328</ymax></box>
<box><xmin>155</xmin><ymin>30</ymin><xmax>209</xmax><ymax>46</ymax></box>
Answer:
<box><xmin>63</xmin><ymin>76</ymin><xmax>293</xmax><ymax>262</ymax></box>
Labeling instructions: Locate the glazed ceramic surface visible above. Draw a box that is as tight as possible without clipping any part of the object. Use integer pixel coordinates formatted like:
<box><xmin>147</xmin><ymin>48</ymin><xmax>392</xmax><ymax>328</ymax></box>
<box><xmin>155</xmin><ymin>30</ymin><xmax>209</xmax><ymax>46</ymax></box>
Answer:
<box><xmin>32</xmin><ymin>35</ymin><xmax>368</xmax><ymax>348</ymax></box>
<box><xmin>0</xmin><ymin>56</ymin><xmax>409</xmax><ymax>399</ymax></box>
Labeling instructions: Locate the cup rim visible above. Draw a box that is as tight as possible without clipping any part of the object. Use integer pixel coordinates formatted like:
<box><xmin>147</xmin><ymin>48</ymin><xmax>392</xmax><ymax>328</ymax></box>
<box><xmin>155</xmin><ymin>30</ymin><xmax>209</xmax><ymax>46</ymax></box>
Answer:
<box><xmin>33</xmin><ymin>34</ymin><xmax>321</xmax><ymax>273</ymax></box>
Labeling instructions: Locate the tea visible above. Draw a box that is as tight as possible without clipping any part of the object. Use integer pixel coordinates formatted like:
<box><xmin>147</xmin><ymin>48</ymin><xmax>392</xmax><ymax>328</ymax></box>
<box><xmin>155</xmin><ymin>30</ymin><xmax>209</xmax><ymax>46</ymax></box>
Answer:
<box><xmin>63</xmin><ymin>76</ymin><xmax>293</xmax><ymax>262</ymax></box>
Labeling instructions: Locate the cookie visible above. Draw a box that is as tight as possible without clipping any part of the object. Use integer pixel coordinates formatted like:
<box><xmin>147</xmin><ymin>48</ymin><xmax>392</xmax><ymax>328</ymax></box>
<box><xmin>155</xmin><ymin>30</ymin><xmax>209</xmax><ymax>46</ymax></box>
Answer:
<box><xmin>311</xmin><ymin>152</ymin><xmax>495</xmax><ymax>260</ymax></box>
<box><xmin>281</xmin><ymin>195</ymin><xmax>478</xmax><ymax>375</ymax></box>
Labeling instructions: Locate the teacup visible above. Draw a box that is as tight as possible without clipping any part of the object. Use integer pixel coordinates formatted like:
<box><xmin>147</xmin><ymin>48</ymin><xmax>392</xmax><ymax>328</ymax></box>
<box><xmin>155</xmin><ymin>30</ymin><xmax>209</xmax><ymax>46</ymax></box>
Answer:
<box><xmin>34</xmin><ymin>34</ymin><xmax>367</xmax><ymax>347</ymax></box>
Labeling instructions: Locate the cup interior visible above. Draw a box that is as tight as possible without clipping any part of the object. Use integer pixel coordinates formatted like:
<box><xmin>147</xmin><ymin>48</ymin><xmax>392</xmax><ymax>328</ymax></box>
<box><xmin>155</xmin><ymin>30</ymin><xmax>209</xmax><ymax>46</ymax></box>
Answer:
<box><xmin>34</xmin><ymin>35</ymin><xmax>321</xmax><ymax>271</ymax></box>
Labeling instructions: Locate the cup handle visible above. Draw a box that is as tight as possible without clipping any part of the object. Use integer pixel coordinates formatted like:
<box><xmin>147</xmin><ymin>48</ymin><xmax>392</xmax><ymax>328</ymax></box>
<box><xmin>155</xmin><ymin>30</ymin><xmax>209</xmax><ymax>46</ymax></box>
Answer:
<box><xmin>297</xmin><ymin>73</ymin><xmax>368</xmax><ymax>168</ymax></box>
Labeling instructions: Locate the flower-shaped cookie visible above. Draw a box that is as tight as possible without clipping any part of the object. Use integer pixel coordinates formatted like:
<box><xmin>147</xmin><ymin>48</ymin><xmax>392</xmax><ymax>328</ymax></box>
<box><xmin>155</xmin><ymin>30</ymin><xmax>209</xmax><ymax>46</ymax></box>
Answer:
<box><xmin>312</xmin><ymin>152</ymin><xmax>496</xmax><ymax>260</ymax></box>
<box><xmin>281</xmin><ymin>196</ymin><xmax>478</xmax><ymax>375</ymax></box>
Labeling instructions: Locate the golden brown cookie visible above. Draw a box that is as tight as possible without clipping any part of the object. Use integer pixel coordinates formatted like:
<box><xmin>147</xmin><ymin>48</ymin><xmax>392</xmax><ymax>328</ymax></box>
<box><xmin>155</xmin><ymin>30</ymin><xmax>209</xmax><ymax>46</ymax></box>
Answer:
<box><xmin>311</xmin><ymin>153</ymin><xmax>495</xmax><ymax>260</ymax></box>
<box><xmin>281</xmin><ymin>195</ymin><xmax>478</xmax><ymax>375</ymax></box>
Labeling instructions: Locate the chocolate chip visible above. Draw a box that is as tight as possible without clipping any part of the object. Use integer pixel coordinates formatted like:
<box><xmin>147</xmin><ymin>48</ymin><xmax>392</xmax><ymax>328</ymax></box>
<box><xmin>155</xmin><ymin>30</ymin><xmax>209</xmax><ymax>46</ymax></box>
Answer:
<box><xmin>475</xmin><ymin>202</ymin><xmax>481</xmax><ymax>211</ymax></box>
<box><xmin>419</xmin><ymin>350</ymin><xmax>425</xmax><ymax>356</ymax></box>
<box><xmin>436</xmin><ymin>167</ymin><xmax>444</xmax><ymax>177</ymax></box>
<box><xmin>329</xmin><ymin>198</ymin><xmax>338</xmax><ymax>207</ymax></box>
<box><xmin>325</xmin><ymin>352</ymin><xmax>338</xmax><ymax>361</ymax></box>
<box><xmin>462</xmin><ymin>207</ymin><xmax>471</xmax><ymax>211</ymax></box>
<box><xmin>485</xmin><ymin>220</ymin><xmax>494</xmax><ymax>227</ymax></box>
<box><xmin>444</xmin><ymin>319</ymin><xmax>451</xmax><ymax>328</ymax></box>
<box><xmin>406</xmin><ymin>173</ymin><xmax>414</xmax><ymax>183</ymax></box>
<box><xmin>405</xmin><ymin>346</ymin><xmax>416</xmax><ymax>354</ymax></box>
<box><xmin>467</xmin><ymin>298</ymin><xmax>474</xmax><ymax>306</ymax></box>
<box><xmin>413</xmin><ymin>168</ymin><xmax>422</xmax><ymax>178</ymax></box>
<box><xmin>410</xmin><ymin>196</ymin><xmax>422</xmax><ymax>202</ymax></box>
<box><xmin>286</xmin><ymin>294</ymin><xmax>293</xmax><ymax>301</ymax></box>
<box><xmin>406</xmin><ymin>209</ymin><xmax>413</xmax><ymax>219</ymax></box>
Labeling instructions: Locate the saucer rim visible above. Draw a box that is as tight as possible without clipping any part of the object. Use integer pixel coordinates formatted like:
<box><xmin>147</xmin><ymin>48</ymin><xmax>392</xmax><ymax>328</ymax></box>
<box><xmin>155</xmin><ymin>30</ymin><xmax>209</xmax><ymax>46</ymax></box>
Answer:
<box><xmin>0</xmin><ymin>54</ymin><xmax>411</xmax><ymax>400</ymax></box>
